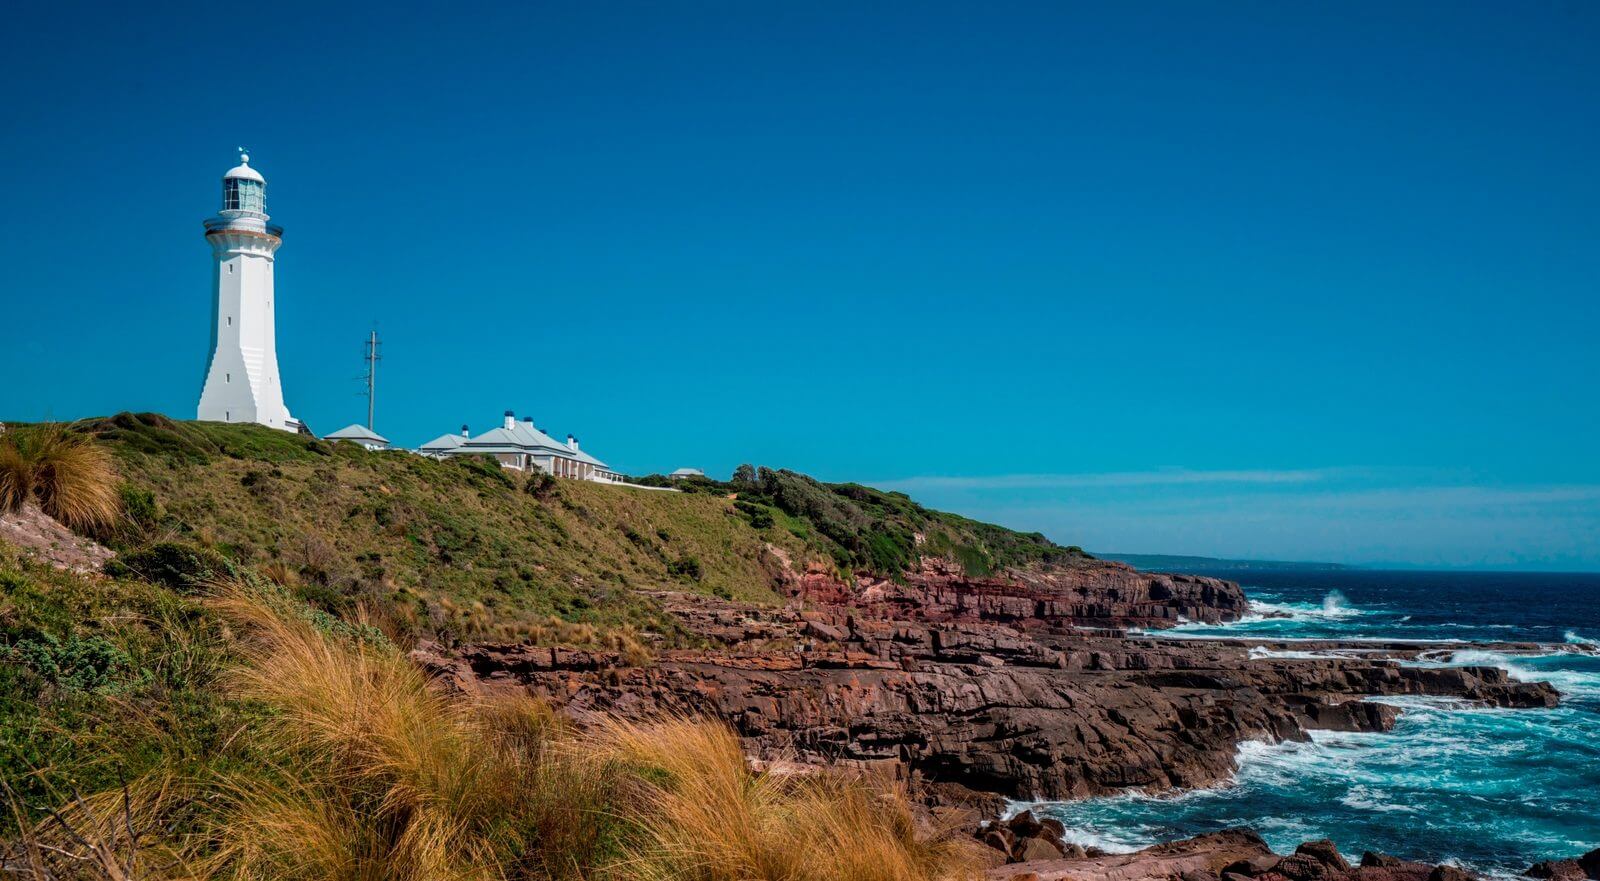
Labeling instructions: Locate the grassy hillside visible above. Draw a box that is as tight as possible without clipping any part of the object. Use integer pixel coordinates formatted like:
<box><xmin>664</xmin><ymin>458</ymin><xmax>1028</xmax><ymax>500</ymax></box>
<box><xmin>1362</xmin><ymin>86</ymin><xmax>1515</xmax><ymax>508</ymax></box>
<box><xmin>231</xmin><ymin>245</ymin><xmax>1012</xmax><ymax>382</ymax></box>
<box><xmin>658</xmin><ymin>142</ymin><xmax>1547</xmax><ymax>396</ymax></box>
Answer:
<box><xmin>77</xmin><ymin>413</ymin><xmax>1088</xmax><ymax>645</ymax></box>
<box><xmin>85</xmin><ymin>413</ymin><xmax>811</xmax><ymax>644</ymax></box>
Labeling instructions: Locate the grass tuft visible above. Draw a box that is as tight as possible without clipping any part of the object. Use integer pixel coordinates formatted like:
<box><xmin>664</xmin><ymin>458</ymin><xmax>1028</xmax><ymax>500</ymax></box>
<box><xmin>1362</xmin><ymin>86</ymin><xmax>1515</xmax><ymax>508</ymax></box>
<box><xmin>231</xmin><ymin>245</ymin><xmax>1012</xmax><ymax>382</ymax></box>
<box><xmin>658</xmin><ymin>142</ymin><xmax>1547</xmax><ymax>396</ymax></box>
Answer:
<box><xmin>598</xmin><ymin>716</ymin><xmax>980</xmax><ymax>881</ymax></box>
<box><xmin>0</xmin><ymin>426</ymin><xmax>120</xmax><ymax>531</ymax></box>
<box><xmin>197</xmin><ymin>578</ymin><xmax>616</xmax><ymax>881</ymax></box>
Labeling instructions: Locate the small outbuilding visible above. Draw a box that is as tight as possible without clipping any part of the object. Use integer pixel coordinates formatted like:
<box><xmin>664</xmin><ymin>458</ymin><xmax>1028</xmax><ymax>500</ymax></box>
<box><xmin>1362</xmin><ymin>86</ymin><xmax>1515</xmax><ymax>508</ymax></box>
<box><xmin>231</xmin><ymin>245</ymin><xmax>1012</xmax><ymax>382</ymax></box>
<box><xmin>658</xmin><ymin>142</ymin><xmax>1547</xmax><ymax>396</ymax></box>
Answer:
<box><xmin>323</xmin><ymin>424</ymin><xmax>390</xmax><ymax>451</ymax></box>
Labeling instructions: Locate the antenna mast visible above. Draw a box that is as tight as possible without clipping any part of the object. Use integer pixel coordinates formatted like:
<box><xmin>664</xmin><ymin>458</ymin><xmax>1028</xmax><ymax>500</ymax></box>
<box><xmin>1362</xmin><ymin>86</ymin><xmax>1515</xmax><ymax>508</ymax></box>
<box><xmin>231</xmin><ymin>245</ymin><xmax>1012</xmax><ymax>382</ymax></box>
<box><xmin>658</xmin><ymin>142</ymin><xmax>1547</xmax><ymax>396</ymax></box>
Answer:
<box><xmin>363</xmin><ymin>329</ymin><xmax>381</xmax><ymax>430</ymax></box>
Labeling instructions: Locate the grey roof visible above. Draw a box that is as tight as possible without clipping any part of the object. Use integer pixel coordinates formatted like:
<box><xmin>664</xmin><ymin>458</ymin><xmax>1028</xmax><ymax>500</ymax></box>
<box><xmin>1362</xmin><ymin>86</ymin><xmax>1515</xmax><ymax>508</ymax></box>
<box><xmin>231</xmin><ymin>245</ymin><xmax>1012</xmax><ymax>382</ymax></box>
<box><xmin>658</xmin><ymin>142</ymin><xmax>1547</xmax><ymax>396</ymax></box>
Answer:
<box><xmin>460</xmin><ymin>422</ymin><xmax>576</xmax><ymax>457</ymax></box>
<box><xmin>465</xmin><ymin>427</ymin><xmax>555</xmax><ymax>453</ymax></box>
<box><xmin>669</xmin><ymin>467</ymin><xmax>704</xmax><ymax>477</ymax></box>
<box><xmin>440</xmin><ymin>417</ymin><xmax>617</xmax><ymax>471</ymax></box>
<box><xmin>324</xmin><ymin>424</ymin><xmax>389</xmax><ymax>444</ymax></box>
<box><xmin>418</xmin><ymin>433</ymin><xmax>466</xmax><ymax>451</ymax></box>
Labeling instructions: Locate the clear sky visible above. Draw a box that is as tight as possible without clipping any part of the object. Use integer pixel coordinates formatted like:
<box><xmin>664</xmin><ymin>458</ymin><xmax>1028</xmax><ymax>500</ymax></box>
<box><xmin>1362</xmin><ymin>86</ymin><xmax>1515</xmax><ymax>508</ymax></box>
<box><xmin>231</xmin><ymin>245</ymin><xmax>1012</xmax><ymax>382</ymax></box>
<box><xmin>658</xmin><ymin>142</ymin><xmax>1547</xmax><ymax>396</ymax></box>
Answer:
<box><xmin>2</xmin><ymin>1</ymin><xmax>1596</xmax><ymax>569</ymax></box>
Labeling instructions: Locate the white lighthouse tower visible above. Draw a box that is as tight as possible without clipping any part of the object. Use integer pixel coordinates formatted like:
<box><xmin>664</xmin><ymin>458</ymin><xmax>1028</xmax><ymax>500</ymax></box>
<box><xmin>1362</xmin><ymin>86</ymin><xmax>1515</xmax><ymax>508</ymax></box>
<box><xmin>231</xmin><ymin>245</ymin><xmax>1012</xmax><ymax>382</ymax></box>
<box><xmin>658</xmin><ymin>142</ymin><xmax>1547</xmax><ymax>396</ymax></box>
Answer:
<box><xmin>197</xmin><ymin>151</ymin><xmax>300</xmax><ymax>432</ymax></box>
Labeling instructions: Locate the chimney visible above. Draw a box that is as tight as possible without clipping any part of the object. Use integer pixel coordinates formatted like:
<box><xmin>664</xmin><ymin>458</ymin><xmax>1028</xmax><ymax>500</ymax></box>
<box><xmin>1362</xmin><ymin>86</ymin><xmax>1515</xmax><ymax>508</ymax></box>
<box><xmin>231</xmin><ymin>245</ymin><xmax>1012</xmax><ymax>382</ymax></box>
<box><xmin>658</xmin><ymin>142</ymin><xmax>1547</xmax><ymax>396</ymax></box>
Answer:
<box><xmin>567</xmin><ymin>434</ymin><xmax>578</xmax><ymax>451</ymax></box>
<box><xmin>503</xmin><ymin>410</ymin><xmax>515</xmax><ymax>430</ymax></box>
<box><xmin>460</xmin><ymin>424</ymin><xmax>469</xmax><ymax>437</ymax></box>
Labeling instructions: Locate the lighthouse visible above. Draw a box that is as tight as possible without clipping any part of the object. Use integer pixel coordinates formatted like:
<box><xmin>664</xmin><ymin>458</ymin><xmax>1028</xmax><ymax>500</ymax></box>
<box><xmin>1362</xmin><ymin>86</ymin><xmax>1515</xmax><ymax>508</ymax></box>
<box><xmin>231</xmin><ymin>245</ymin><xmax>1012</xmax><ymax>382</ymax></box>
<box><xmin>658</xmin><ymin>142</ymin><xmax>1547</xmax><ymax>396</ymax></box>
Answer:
<box><xmin>196</xmin><ymin>151</ymin><xmax>300</xmax><ymax>433</ymax></box>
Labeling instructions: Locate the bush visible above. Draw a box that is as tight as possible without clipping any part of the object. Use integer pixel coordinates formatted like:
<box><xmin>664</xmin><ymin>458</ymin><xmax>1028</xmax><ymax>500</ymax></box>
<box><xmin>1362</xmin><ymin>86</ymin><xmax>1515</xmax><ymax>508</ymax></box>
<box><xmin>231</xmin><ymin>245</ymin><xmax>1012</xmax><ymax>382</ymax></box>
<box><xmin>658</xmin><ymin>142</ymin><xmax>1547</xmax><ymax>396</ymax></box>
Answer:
<box><xmin>105</xmin><ymin>542</ymin><xmax>229</xmax><ymax>593</ymax></box>
<box><xmin>667</xmin><ymin>555</ymin><xmax>703</xmax><ymax>581</ymax></box>
<box><xmin>4</xmin><ymin>632</ymin><xmax>138</xmax><ymax>693</ymax></box>
<box><xmin>525</xmin><ymin>470</ymin><xmax>559</xmax><ymax>499</ymax></box>
<box><xmin>734</xmin><ymin>501</ymin><xmax>774</xmax><ymax>530</ymax></box>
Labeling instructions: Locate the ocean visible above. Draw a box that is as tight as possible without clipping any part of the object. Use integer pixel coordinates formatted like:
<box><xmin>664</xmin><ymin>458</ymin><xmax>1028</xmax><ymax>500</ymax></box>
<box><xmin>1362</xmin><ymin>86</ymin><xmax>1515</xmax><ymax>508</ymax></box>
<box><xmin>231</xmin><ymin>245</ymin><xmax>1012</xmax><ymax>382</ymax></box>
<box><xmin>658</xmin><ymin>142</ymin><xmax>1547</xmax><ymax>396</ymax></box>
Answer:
<box><xmin>1030</xmin><ymin>570</ymin><xmax>1600</xmax><ymax>876</ymax></box>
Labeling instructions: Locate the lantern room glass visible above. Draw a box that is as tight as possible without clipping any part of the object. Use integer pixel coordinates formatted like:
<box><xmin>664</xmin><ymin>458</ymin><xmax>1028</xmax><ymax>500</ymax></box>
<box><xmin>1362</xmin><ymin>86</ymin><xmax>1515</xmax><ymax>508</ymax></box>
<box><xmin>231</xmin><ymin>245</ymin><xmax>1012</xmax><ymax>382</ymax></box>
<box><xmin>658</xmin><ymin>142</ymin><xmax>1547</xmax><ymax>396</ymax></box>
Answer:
<box><xmin>223</xmin><ymin>178</ymin><xmax>266</xmax><ymax>214</ymax></box>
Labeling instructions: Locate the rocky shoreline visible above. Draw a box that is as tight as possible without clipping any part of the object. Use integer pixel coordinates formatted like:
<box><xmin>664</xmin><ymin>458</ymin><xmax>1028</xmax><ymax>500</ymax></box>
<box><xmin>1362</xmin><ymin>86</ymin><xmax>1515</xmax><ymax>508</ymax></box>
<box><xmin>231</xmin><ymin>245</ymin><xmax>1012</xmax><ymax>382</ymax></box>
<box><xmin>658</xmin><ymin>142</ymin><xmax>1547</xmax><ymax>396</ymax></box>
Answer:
<box><xmin>974</xmin><ymin>820</ymin><xmax>1600</xmax><ymax>881</ymax></box>
<box><xmin>413</xmin><ymin>554</ymin><xmax>1580</xmax><ymax>876</ymax></box>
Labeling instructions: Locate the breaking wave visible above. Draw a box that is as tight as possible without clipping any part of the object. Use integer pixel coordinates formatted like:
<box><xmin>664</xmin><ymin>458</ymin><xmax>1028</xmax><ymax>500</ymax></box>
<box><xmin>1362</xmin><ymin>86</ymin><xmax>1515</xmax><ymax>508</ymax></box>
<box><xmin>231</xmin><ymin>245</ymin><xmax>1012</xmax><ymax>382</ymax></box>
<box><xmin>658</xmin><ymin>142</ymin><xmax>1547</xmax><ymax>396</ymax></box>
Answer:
<box><xmin>1246</xmin><ymin>589</ymin><xmax>1364</xmax><ymax>621</ymax></box>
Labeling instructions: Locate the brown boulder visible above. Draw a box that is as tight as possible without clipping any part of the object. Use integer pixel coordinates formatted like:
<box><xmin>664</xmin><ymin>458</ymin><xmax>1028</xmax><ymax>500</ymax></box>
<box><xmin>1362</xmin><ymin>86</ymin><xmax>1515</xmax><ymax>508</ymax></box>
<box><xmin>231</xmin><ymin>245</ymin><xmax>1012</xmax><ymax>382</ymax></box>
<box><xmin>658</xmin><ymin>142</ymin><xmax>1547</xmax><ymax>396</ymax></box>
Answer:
<box><xmin>1296</xmin><ymin>839</ymin><xmax>1352</xmax><ymax>872</ymax></box>
<box><xmin>1014</xmin><ymin>836</ymin><xmax>1066</xmax><ymax>863</ymax></box>
<box><xmin>1223</xmin><ymin>855</ymin><xmax>1285</xmax><ymax>877</ymax></box>
<box><xmin>982</xmin><ymin>827</ymin><xmax>1016</xmax><ymax>856</ymax></box>
<box><xmin>1008</xmin><ymin>810</ymin><xmax>1045</xmax><ymax>839</ymax></box>
<box><xmin>1276</xmin><ymin>853</ymin><xmax>1337</xmax><ymax>881</ymax></box>
<box><xmin>1430</xmin><ymin>866</ymin><xmax>1476</xmax><ymax>881</ymax></box>
<box><xmin>1527</xmin><ymin>861</ymin><xmax>1587</xmax><ymax>881</ymax></box>
<box><xmin>1580</xmin><ymin>849</ymin><xmax>1600</xmax><ymax>880</ymax></box>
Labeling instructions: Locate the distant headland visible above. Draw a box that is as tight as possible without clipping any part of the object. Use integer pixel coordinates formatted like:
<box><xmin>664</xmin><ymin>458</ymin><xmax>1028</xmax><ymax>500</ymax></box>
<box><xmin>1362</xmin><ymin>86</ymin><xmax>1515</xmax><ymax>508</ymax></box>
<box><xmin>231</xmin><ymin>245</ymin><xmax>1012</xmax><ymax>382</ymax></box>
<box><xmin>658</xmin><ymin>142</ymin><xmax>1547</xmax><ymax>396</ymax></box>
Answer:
<box><xmin>1097</xmin><ymin>552</ymin><xmax>1355</xmax><ymax>572</ymax></box>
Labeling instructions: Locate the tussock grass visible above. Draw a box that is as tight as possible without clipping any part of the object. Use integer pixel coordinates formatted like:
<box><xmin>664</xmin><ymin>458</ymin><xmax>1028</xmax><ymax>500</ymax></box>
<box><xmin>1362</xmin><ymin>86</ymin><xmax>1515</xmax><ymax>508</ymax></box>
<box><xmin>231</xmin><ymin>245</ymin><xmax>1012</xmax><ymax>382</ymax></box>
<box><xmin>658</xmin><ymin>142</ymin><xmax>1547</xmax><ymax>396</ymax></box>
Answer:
<box><xmin>598</xmin><ymin>717</ymin><xmax>980</xmax><ymax>881</ymax></box>
<box><xmin>1</xmin><ymin>777</ymin><xmax>188</xmax><ymax>881</ymax></box>
<box><xmin>198</xmin><ymin>580</ymin><xmax>616</xmax><ymax>881</ymax></box>
<box><xmin>0</xmin><ymin>426</ymin><xmax>120</xmax><ymax>531</ymax></box>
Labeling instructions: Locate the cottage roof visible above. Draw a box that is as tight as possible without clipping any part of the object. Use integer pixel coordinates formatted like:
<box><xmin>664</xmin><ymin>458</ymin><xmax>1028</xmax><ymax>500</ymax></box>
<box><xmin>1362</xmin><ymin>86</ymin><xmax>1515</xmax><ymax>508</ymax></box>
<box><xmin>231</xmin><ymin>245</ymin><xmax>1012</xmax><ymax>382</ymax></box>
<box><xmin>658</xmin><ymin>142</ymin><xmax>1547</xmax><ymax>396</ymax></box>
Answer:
<box><xmin>418</xmin><ymin>433</ymin><xmax>465</xmax><ymax>451</ymax></box>
<box><xmin>324</xmin><ymin>424</ymin><xmax>388</xmax><ymax>444</ymax></box>
<box><xmin>463</xmin><ymin>423</ymin><xmax>571</xmax><ymax>456</ymax></box>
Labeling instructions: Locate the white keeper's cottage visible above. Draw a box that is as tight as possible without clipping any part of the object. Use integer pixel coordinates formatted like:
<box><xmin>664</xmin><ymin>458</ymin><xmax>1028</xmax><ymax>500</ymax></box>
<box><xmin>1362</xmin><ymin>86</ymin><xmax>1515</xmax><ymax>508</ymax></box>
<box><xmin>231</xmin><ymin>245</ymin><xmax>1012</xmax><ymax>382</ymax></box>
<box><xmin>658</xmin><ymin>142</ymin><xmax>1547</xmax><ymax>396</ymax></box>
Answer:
<box><xmin>422</xmin><ymin>411</ymin><xmax>623</xmax><ymax>482</ymax></box>
<box><xmin>196</xmin><ymin>151</ymin><xmax>301</xmax><ymax>433</ymax></box>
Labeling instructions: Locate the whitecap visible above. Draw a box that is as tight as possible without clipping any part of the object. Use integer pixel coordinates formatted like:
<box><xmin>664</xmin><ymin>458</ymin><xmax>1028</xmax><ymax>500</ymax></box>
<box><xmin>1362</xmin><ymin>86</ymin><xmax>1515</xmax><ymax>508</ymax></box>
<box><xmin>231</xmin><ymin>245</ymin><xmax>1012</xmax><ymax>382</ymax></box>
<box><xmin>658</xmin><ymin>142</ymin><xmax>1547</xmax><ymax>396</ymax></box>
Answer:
<box><xmin>1248</xmin><ymin>646</ymin><xmax>1343</xmax><ymax>660</ymax></box>
<box><xmin>1441</xmin><ymin>649</ymin><xmax>1600</xmax><ymax>699</ymax></box>
<box><xmin>1238</xmin><ymin>589</ymin><xmax>1369</xmax><ymax>622</ymax></box>
<box><xmin>1565</xmin><ymin>630</ymin><xmax>1599</xmax><ymax>648</ymax></box>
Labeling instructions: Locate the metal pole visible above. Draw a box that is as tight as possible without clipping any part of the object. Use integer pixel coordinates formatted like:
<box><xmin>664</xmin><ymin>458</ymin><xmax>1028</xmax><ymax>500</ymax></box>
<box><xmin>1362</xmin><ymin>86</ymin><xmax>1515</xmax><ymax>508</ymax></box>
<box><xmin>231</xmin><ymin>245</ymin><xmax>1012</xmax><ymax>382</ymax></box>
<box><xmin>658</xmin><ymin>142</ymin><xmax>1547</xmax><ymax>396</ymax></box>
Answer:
<box><xmin>365</xmin><ymin>330</ymin><xmax>381</xmax><ymax>430</ymax></box>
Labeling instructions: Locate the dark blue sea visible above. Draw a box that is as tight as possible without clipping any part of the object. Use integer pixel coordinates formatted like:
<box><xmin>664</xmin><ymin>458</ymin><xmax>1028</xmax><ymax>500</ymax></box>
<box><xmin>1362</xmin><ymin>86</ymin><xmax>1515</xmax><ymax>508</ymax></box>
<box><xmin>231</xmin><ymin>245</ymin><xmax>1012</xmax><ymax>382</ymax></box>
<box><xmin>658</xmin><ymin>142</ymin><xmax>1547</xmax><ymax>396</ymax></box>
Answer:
<box><xmin>1030</xmin><ymin>570</ymin><xmax>1600</xmax><ymax>876</ymax></box>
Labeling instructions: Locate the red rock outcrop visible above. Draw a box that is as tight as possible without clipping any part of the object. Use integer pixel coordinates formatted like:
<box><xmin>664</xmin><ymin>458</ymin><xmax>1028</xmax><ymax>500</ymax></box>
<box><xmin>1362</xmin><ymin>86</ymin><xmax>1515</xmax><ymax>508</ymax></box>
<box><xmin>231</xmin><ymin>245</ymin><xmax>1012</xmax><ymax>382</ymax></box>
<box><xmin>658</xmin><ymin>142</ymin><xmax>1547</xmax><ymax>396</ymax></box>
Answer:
<box><xmin>775</xmin><ymin>555</ymin><xmax>1250</xmax><ymax>630</ymax></box>
<box><xmin>413</xmin><ymin>560</ymin><xmax>1559</xmax><ymax>802</ymax></box>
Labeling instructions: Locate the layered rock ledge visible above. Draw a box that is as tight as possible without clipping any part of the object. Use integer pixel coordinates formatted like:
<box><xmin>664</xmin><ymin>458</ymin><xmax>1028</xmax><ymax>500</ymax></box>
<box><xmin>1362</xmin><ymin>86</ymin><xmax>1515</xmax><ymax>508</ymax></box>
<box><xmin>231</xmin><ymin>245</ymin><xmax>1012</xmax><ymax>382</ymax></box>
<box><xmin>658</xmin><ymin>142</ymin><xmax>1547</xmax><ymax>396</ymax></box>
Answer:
<box><xmin>413</xmin><ymin>556</ymin><xmax>1562</xmax><ymax>802</ymax></box>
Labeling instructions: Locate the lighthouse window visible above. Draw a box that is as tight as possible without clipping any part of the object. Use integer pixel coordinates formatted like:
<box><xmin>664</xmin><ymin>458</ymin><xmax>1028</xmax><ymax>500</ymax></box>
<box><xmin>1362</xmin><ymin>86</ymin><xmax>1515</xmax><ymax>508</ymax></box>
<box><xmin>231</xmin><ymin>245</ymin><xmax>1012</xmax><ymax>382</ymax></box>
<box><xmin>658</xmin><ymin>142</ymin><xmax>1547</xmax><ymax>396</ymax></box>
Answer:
<box><xmin>223</xmin><ymin>179</ymin><xmax>265</xmax><ymax>212</ymax></box>
<box><xmin>240</xmin><ymin>180</ymin><xmax>265</xmax><ymax>213</ymax></box>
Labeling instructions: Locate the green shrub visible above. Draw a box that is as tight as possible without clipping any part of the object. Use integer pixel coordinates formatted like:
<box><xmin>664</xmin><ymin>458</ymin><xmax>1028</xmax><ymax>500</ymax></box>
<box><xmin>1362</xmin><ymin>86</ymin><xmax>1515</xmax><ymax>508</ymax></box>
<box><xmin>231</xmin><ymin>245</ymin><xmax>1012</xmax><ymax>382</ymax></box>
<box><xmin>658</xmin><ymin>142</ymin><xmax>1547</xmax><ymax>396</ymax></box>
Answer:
<box><xmin>735</xmin><ymin>500</ymin><xmax>774</xmax><ymax>530</ymax></box>
<box><xmin>667</xmin><ymin>556</ymin><xmax>702</xmax><ymax>581</ymax></box>
<box><xmin>105</xmin><ymin>542</ymin><xmax>229</xmax><ymax>593</ymax></box>
<box><xmin>4</xmin><ymin>633</ymin><xmax>139</xmax><ymax>693</ymax></box>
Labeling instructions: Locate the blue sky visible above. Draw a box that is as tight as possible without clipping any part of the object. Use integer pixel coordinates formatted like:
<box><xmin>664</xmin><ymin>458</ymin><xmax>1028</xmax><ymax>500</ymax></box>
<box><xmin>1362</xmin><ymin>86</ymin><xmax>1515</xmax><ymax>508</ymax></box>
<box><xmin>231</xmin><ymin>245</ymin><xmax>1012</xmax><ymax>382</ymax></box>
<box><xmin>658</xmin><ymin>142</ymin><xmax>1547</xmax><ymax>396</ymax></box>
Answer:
<box><xmin>1</xmin><ymin>2</ymin><xmax>1596</xmax><ymax>569</ymax></box>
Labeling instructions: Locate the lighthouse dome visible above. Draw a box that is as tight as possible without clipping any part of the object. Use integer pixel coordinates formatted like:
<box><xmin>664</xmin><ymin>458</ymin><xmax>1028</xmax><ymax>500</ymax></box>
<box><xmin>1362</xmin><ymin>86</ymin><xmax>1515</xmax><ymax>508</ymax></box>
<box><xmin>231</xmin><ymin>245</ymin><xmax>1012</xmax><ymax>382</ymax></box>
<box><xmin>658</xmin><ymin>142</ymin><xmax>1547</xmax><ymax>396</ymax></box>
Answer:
<box><xmin>223</xmin><ymin>153</ymin><xmax>265</xmax><ymax>183</ymax></box>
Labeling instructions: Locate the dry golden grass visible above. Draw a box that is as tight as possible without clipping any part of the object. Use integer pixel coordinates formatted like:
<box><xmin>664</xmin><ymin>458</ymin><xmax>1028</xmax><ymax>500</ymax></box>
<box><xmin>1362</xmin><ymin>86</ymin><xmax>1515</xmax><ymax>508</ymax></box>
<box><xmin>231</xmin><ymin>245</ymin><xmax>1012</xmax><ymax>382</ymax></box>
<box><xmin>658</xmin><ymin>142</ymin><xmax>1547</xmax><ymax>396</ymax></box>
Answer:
<box><xmin>596</xmin><ymin>717</ymin><xmax>981</xmax><ymax>881</ymax></box>
<box><xmin>1</xmin><ymin>777</ymin><xmax>187</xmax><ymax>881</ymax></box>
<box><xmin>0</xmin><ymin>426</ymin><xmax>120</xmax><ymax>530</ymax></box>
<box><xmin>198</xmin><ymin>581</ymin><xmax>616</xmax><ymax>881</ymax></box>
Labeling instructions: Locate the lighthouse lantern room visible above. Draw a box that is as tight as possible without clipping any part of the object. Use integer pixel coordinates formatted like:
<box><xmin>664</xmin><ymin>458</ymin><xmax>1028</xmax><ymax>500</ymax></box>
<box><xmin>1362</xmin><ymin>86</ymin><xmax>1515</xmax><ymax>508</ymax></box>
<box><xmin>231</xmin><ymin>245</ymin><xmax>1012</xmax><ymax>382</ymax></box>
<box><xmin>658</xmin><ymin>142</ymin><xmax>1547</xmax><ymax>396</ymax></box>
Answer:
<box><xmin>196</xmin><ymin>151</ymin><xmax>300</xmax><ymax>433</ymax></box>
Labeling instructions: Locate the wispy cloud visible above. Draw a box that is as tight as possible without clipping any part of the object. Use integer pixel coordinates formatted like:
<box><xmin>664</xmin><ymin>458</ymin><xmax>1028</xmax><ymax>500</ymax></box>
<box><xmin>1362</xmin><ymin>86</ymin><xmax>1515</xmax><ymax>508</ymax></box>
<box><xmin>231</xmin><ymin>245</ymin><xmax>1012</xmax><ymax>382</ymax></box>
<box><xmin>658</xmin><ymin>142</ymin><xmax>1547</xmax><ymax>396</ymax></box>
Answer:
<box><xmin>871</xmin><ymin>467</ymin><xmax>1354</xmax><ymax>493</ymax></box>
